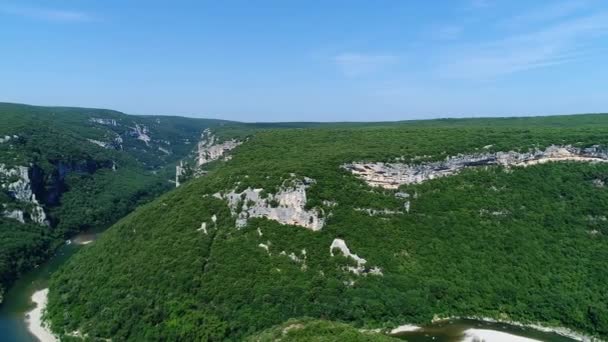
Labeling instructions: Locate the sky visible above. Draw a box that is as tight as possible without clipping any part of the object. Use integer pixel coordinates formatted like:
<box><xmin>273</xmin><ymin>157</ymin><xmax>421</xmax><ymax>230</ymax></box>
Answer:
<box><xmin>1</xmin><ymin>0</ymin><xmax>608</xmax><ymax>122</ymax></box>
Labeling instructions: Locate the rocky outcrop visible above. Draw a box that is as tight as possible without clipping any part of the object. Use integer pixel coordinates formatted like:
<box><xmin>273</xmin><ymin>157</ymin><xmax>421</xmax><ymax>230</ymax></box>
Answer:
<box><xmin>0</xmin><ymin>135</ymin><xmax>18</xmax><ymax>143</ymax></box>
<box><xmin>196</xmin><ymin>129</ymin><xmax>241</xmax><ymax>166</ymax></box>
<box><xmin>344</xmin><ymin>145</ymin><xmax>608</xmax><ymax>189</ymax></box>
<box><xmin>87</xmin><ymin>134</ymin><xmax>123</xmax><ymax>150</ymax></box>
<box><xmin>214</xmin><ymin>178</ymin><xmax>324</xmax><ymax>230</ymax></box>
<box><xmin>330</xmin><ymin>238</ymin><xmax>382</xmax><ymax>276</ymax></box>
<box><xmin>0</xmin><ymin>164</ymin><xmax>48</xmax><ymax>225</ymax></box>
<box><xmin>279</xmin><ymin>249</ymin><xmax>308</xmax><ymax>270</ymax></box>
<box><xmin>89</xmin><ymin>118</ymin><xmax>118</xmax><ymax>126</ymax></box>
<box><xmin>175</xmin><ymin>161</ymin><xmax>185</xmax><ymax>187</ymax></box>
<box><xmin>175</xmin><ymin>129</ymin><xmax>241</xmax><ymax>187</ymax></box>
<box><xmin>3</xmin><ymin>209</ymin><xmax>25</xmax><ymax>223</ymax></box>
<box><xmin>131</xmin><ymin>124</ymin><xmax>151</xmax><ymax>145</ymax></box>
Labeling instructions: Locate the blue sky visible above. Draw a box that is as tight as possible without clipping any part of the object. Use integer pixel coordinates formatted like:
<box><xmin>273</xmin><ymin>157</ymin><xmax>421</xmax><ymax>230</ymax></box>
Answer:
<box><xmin>1</xmin><ymin>0</ymin><xmax>608</xmax><ymax>122</ymax></box>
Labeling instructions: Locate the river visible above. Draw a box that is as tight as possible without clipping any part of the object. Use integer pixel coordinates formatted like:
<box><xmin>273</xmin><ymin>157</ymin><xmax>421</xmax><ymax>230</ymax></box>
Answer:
<box><xmin>0</xmin><ymin>231</ymin><xmax>98</xmax><ymax>342</ymax></box>
<box><xmin>392</xmin><ymin>318</ymin><xmax>582</xmax><ymax>341</ymax></box>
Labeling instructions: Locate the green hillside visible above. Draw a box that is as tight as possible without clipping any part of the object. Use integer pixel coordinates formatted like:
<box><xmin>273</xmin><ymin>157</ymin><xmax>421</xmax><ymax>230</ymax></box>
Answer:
<box><xmin>0</xmin><ymin>103</ymin><xmax>246</xmax><ymax>302</ymax></box>
<box><xmin>46</xmin><ymin>114</ymin><xmax>608</xmax><ymax>340</ymax></box>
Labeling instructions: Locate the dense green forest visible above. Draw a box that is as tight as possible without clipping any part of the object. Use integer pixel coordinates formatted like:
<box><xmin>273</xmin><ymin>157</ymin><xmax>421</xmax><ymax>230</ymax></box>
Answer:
<box><xmin>247</xmin><ymin>318</ymin><xmax>399</xmax><ymax>341</ymax></box>
<box><xmin>0</xmin><ymin>103</ymin><xmax>246</xmax><ymax>302</ymax></box>
<box><xmin>46</xmin><ymin>113</ymin><xmax>608</xmax><ymax>340</ymax></box>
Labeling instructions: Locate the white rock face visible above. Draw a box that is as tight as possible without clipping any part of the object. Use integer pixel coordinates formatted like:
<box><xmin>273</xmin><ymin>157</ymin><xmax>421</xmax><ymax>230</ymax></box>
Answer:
<box><xmin>87</xmin><ymin>139</ymin><xmax>109</xmax><ymax>148</ymax></box>
<box><xmin>215</xmin><ymin>178</ymin><xmax>324</xmax><ymax>230</ymax></box>
<box><xmin>197</xmin><ymin>222</ymin><xmax>208</xmax><ymax>234</ymax></box>
<box><xmin>330</xmin><ymin>238</ymin><xmax>382</xmax><ymax>276</ymax></box>
<box><xmin>279</xmin><ymin>249</ymin><xmax>308</xmax><ymax>270</ymax></box>
<box><xmin>132</xmin><ymin>124</ymin><xmax>151</xmax><ymax>145</ymax></box>
<box><xmin>354</xmin><ymin>208</ymin><xmax>402</xmax><ymax>216</ymax></box>
<box><xmin>0</xmin><ymin>164</ymin><xmax>48</xmax><ymax>226</ymax></box>
<box><xmin>196</xmin><ymin>129</ymin><xmax>241</xmax><ymax>166</ymax></box>
<box><xmin>3</xmin><ymin>209</ymin><xmax>25</xmax><ymax>223</ymax></box>
<box><xmin>344</xmin><ymin>145</ymin><xmax>608</xmax><ymax>189</ymax></box>
<box><xmin>175</xmin><ymin>161</ymin><xmax>185</xmax><ymax>187</ymax></box>
<box><xmin>258</xmin><ymin>243</ymin><xmax>270</xmax><ymax>254</ymax></box>
<box><xmin>89</xmin><ymin>118</ymin><xmax>117</xmax><ymax>126</ymax></box>
<box><xmin>0</xmin><ymin>135</ymin><xmax>17</xmax><ymax>143</ymax></box>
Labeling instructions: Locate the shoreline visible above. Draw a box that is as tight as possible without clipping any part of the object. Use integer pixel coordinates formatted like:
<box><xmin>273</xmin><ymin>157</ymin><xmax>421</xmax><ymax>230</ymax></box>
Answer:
<box><xmin>388</xmin><ymin>316</ymin><xmax>600</xmax><ymax>341</ymax></box>
<box><xmin>25</xmin><ymin>289</ymin><xmax>57</xmax><ymax>342</ymax></box>
<box><xmin>431</xmin><ymin>316</ymin><xmax>599</xmax><ymax>341</ymax></box>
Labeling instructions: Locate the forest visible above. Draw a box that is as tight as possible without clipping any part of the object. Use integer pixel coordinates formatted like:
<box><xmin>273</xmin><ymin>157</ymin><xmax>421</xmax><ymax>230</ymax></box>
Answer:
<box><xmin>45</xmin><ymin>113</ymin><xmax>608</xmax><ymax>340</ymax></box>
<box><xmin>0</xmin><ymin>103</ymin><xmax>240</xmax><ymax>301</ymax></box>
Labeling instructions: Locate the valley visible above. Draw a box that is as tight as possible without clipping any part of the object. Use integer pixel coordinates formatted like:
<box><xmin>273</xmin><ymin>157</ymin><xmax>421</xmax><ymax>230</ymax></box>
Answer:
<box><xmin>14</xmin><ymin>110</ymin><xmax>605</xmax><ymax>341</ymax></box>
<box><xmin>3</xmin><ymin>104</ymin><xmax>608</xmax><ymax>341</ymax></box>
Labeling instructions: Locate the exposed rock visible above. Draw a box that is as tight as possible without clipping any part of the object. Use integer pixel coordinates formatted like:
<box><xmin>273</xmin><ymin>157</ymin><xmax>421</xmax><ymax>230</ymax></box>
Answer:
<box><xmin>592</xmin><ymin>179</ymin><xmax>605</xmax><ymax>188</ymax></box>
<box><xmin>30</xmin><ymin>206</ymin><xmax>48</xmax><ymax>225</ymax></box>
<box><xmin>0</xmin><ymin>164</ymin><xmax>48</xmax><ymax>226</ymax></box>
<box><xmin>3</xmin><ymin>209</ymin><xmax>25</xmax><ymax>223</ymax></box>
<box><xmin>354</xmin><ymin>208</ymin><xmax>402</xmax><ymax>216</ymax></box>
<box><xmin>0</xmin><ymin>135</ymin><xmax>17</xmax><ymax>143</ymax></box>
<box><xmin>329</xmin><ymin>238</ymin><xmax>382</xmax><ymax>276</ymax></box>
<box><xmin>395</xmin><ymin>192</ymin><xmax>410</xmax><ymax>199</ymax></box>
<box><xmin>258</xmin><ymin>242</ymin><xmax>270</xmax><ymax>254</ymax></box>
<box><xmin>196</xmin><ymin>129</ymin><xmax>241</xmax><ymax>166</ymax></box>
<box><xmin>87</xmin><ymin>135</ymin><xmax>122</xmax><ymax>150</ymax></box>
<box><xmin>322</xmin><ymin>200</ymin><xmax>338</xmax><ymax>207</ymax></box>
<box><xmin>158</xmin><ymin>147</ymin><xmax>171</xmax><ymax>155</ymax></box>
<box><xmin>344</xmin><ymin>145</ymin><xmax>608</xmax><ymax>189</ymax></box>
<box><xmin>280</xmin><ymin>249</ymin><xmax>308</xmax><ymax>270</ymax></box>
<box><xmin>479</xmin><ymin>209</ymin><xmax>509</xmax><ymax>217</ymax></box>
<box><xmin>197</xmin><ymin>222</ymin><xmax>208</xmax><ymax>234</ymax></box>
<box><xmin>175</xmin><ymin>161</ymin><xmax>185</xmax><ymax>187</ymax></box>
<box><xmin>214</xmin><ymin>178</ymin><xmax>324</xmax><ymax>231</ymax></box>
<box><xmin>131</xmin><ymin>124</ymin><xmax>151</xmax><ymax>145</ymax></box>
<box><xmin>89</xmin><ymin>118</ymin><xmax>118</xmax><ymax>126</ymax></box>
<box><xmin>87</xmin><ymin>139</ymin><xmax>110</xmax><ymax>149</ymax></box>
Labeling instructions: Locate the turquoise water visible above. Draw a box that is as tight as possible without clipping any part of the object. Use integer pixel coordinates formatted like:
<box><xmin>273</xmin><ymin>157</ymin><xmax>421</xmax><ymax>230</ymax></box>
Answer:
<box><xmin>0</xmin><ymin>233</ymin><xmax>96</xmax><ymax>342</ymax></box>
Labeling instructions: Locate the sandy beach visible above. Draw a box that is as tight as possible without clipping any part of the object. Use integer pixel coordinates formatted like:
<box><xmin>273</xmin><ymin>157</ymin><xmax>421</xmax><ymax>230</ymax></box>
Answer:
<box><xmin>463</xmin><ymin>328</ymin><xmax>541</xmax><ymax>342</ymax></box>
<box><xmin>25</xmin><ymin>289</ymin><xmax>57</xmax><ymax>342</ymax></box>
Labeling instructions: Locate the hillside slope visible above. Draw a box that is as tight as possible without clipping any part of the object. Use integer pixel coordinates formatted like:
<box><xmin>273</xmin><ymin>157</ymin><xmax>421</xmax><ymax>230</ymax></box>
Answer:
<box><xmin>0</xmin><ymin>103</ymin><xmax>246</xmax><ymax>302</ymax></box>
<box><xmin>46</xmin><ymin>114</ymin><xmax>608</xmax><ymax>340</ymax></box>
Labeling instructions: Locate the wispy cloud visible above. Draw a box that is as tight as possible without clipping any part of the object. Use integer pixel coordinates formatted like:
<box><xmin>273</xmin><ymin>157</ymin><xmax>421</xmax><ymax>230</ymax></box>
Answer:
<box><xmin>435</xmin><ymin>10</ymin><xmax>608</xmax><ymax>80</ymax></box>
<box><xmin>500</xmin><ymin>0</ymin><xmax>593</xmax><ymax>29</ymax></box>
<box><xmin>333</xmin><ymin>53</ymin><xmax>398</xmax><ymax>77</ymax></box>
<box><xmin>0</xmin><ymin>5</ymin><xmax>93</xmax><ymax>22</ymax></box>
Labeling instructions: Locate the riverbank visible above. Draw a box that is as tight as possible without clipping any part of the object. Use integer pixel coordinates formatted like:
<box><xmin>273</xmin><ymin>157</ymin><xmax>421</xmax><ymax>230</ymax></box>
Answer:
<box><xmin>25</xmin><ymin>289</ymin><xmax>57</xmax><ymax>342</ymax></box>
<box><xmin>462</xmin><ymin>328</ymin><xmax>540</xmax><ymax>342</ymax></box>
<box><xmin>430</xmin><ymin>316</ymin><xmax>600</xmax><ymax>341</ymax></box>
<box><xmin>388</xmin><ymin>317</ymin><xmax>595</xmax><ymax>341</ymax></box>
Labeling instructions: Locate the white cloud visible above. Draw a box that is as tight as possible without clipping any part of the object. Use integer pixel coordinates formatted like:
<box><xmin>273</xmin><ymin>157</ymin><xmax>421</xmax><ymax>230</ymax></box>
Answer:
<box><xmin>435</xmin><ymin>11</ymin><xmax>608</xmax><ymax>80</ymax></box>
<box><xmin>333</xmin><ymin>53</ymin><xmax>398</xmax><ymax>77</ymax></box>
<box><xmin>500</xmin><ymin>0</ymin><xmax>593</xmax><ymax>29</ymax></box>
<box><xmin>0</xmin><ymin>5</ymin><xmax>92</xmax><ymax>22</ymax></box>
